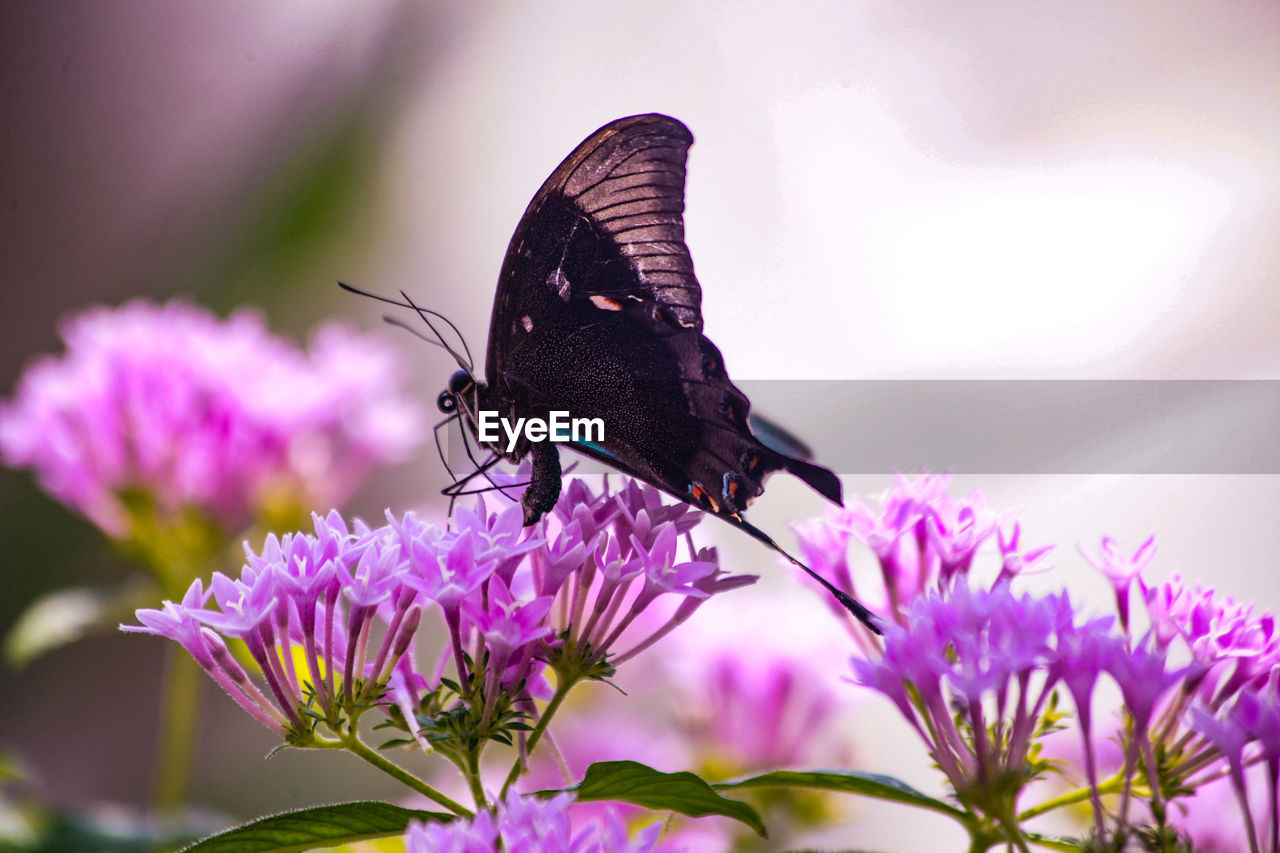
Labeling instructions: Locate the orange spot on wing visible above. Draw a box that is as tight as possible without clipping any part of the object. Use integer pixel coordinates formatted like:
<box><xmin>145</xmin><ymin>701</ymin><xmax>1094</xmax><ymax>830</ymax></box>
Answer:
<box><xmin>689</xmin><ymin>483</ymin><xmax>720</xmax><ymax>513</ymax></box>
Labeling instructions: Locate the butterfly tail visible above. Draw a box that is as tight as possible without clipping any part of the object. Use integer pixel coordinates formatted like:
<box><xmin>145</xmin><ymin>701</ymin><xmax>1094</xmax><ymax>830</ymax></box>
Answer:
<box><xmin>728</xmin><ymin>514</ymin><xmax>880</xmax><ymax>634</ymax></box>
<box><xmin>777</xmin><ymin>454</ymin><xmax>843</xmax><ymax>506</ymax></box>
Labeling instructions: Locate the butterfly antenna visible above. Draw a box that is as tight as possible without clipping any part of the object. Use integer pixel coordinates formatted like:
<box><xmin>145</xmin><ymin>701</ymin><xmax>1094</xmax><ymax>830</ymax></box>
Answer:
<box><xmin>398</xmin><ymin>290</ymin><xmax>475</xmax><ymax>374</ymax></box>
<box><xmin>385</xmin><ymin>315</ymin><xmax>451</xmax><ymax>353</ymax></box>
<box><xmin>337</xmin><ymin>281</ymin><xmax>474</xmax><ymax>373</ymax></box>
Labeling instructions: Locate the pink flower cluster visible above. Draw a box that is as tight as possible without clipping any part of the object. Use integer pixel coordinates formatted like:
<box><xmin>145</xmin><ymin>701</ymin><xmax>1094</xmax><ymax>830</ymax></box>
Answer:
<box><xmin>405</xmin><ymin>792</ymin><xmax>678</xmax><ymax>853</ymax></box>
<box><xmin>797</xmin><ymin>474</ymin><xmax>1280</xmax><ymax>850</ymax></box>
<box><xmin>0</xmin><ymin>300</ymin><xmax>422</xmax><ymax>535</ymax></box>
<box><xmin>124</xmin><ymin>477</ymin><xmax>754</xmax><ymax>748</ymax></box>
<box><xmin>792</xmin><ymin>473</ymin><xmax>1049</xmax><ymax>627</ymax></box>
<box><xmin>852</xmin><ymin>583</ymin><xmax>1178</xmax><ymax>820</ymax></box>
<box><xmin>1139</xmin><ymin>573</ymin><xmax>1280</xmax><ymax>851</ymax></box>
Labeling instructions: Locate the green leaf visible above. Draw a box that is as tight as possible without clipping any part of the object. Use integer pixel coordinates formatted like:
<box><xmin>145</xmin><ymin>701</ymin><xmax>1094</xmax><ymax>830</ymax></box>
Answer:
<box><xmin>180</xmin><ymin>801</ymin><xmax>453</xmax><ymax>852</ymax></box>
<box><xmin>5</xmin><ymin>582</ymin><xmax>155</xmax><ymax>667</ymax></box>
<box><xmin>1024</xmin><ymin>831</ymin><xmax>1086</xmax><ymax>851</ymax></box>
<box><xmin>377</xmin><ymin>738</ymin><xmax>413</xmax><ymax>750</ymax></box>
<box><xmin>716</xmin><ymin>770</ymin><xmax>968</xmax><ymax>821</ymax></box>
<box><xmin>554</xmin><ymin>760</ymin><xmax>766</xmax><ymax>837</ymax></box>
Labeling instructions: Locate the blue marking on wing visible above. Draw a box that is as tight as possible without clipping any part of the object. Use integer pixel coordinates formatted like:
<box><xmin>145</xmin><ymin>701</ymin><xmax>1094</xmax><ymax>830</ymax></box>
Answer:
<box><xmin>748</xmin><ymin>412</ymin><xmax>813</xmax><ymax>460</ymax></box>
<box><xmin>576</xmin><ymin>439</ymin><xmax>615</xmax><ymax>459</ymax></box>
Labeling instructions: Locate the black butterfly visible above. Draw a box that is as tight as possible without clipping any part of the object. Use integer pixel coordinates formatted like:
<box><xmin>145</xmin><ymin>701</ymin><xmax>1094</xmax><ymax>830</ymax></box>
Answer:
<box><xmin>344</xmin><ymin>114</ymin><xmax>876</xmax><ymax>631</ymax></box>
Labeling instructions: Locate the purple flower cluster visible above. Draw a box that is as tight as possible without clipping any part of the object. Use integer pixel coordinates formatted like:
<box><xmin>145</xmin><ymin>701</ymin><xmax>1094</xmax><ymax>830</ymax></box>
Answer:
<box><xmin>533</xmin><ymin>479</ymin><xmax>755</xmax><ymax>669</ymax></box>
<box><xmin>122</xmin><ymin>510</ymin><xmax>410</xmax><ymax>736</ymax></box>
<box><xmin>855</xmin><ymin>588</ymin><xmax>1087</xmax><ymax>795</ymax></box>
<box><xmin>832</xmin><ymin>476</ymin><xmax>1280</xmax><ymax>850</ymax></box>
<box><xmin>662</xmin><ymin>593</ymin><xmax>856</xmax><ymax>774</ymax></box>
<box><xmin>792</xmin><ymin>473</ymin><xmax>1049</xmax><ymax>627</ymax></box>
<box><xmin>404</xmin><ymin>792</ymin><xmax>678</xmax><ymax>853</ymax></box>
<box><xmin>0</xmin><ymin>300</ymin><xmax>421</xmax><ymax>536</ymax></box>
<box><xmin>1134</xmin><ymin>571</ymin><xmax>1280</xmax><ymax>851</ymax></box>
<box><xmin>851</xmin><ymin>578</ymin><xmax>1210</xmax><ymax>847</ymax></box>
<box><xmin>124</xmin><ymin>477</ymin><xmax>751</xmax><ymax>752</ymax></box>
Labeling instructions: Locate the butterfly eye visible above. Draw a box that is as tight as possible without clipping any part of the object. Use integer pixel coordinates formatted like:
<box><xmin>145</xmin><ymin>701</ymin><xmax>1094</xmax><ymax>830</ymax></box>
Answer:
<box><xmin>448</xmin><ymin>369</ymin><xmax>472</xmax><ymax>395</ymax></box>
<box><xmin>437</xmin><ymin>390</ymin><xmax>457</xmax><ymax>414</ymax></box>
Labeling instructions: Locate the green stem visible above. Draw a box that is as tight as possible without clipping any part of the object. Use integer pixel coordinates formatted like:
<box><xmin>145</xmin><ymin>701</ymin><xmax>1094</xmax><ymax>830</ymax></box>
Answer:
<box><xmin>343</xmin><ymin>734</ymin><xmax>473</xmax><ymax>817</ymax></box>
<box><xmin>155</xmin><ymin>646</ymin><xmax>202</xmax><ymax>814</ymax></box>
<box><xmin>995</xmin><ymin>800</ymin><xmax>1032</xmax><ymax>853</ymax></box>
<box><xmin>466</xmin><ymin>745</ymin><xmax>488</xmax><ymax>811</ymax></box>
<box><xmin>500</xmin><ymin>679</ymin><xmax>573</xmax><ymax>798</ymax></box>
<box><xmin>966</xmin><ymin>826</ymin><xmax>998</xmax><ymax>853</ymax></box>
<box><xmin>1017</xmin><ymin>772</ymin><xmax>1126</xmax><ymax>822</ymax></box>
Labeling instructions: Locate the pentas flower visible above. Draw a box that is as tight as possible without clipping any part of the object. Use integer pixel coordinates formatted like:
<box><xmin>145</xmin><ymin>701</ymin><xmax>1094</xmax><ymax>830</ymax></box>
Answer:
<box><xmin>403</xmin><ymin>792</ymin><xmax>679</xmax><ymax>853</ymax></box>
<box><xmin>1115</xmin><ymin>553</ymin><xmax>1280</xmax><ymax>832</ymax></box>
<box><xmin>506</xmin><ymin>477</ymin><xmax>740</xmax><ymax>675</ymax></box>
<box><xmin>1170</xmin><ymin>673</ymin><xmax>1280</xmax><ymax>853</ymax></box>
<box><xmin>851</xmin><ymin>584</ymin><xmax>1072</xmax><ymax>812</ymax></box>
<box><xmin>848</xmin><ymin>581</ymin><xmax>1213</xmax><ymax>847</ymax></box>
<box><xmin>792</xmin><ymin>473</ymin><xmax>1035</xmax><ymax>629</ymax></box>
<box><xmin>995</xmin><ymin>522</ymin><xmax>1053</xmax><ymax>585</ymax></box>
<box><xmin>384</xmin><ymin>479</ymin><xmax>748</xmax><ymax>771</ymax></box>
<box><xmin>124</xmin><ymin>511</ymin><xmax>421</xmax><ymax>737</ymax></box>
<box><xmin>1080</xmin><ymin>535</ymin><xmax>1156</xmax><ymax>631</ymax></box>
<box><xmin>125</xmin><ymin>476</ymin><xmax>751</xmax><ymax>772</ymax></box>
<box><xmin>661</xmin><ymin>591</ymin><xmax>858</xmax><ymax>774</ymax></box>
<box><xmin>1055</xmin><ymin>532</ymin><xmax>1280</xmax><ymax>849</ymax></box>
<box><xmin>0</xmin><ymin>300</ymin><xmax>421</xmax><ymax>537</ymax></box>
<box><xmin>1094</xmin><ymin>671</ymin><xmax>1280</xmax><ymax>853</ymax></box>
<box><xmin>1140</xmin><ymin>573</ymin><xmax>1280</xmax><ymax>702</ymax></box>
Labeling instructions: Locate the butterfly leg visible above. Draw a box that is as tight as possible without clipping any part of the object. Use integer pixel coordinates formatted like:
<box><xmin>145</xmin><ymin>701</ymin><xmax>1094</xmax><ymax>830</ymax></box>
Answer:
<box><xmin>520</xmin><ymin>442</ymin><xmax>562</xmax><ymax>525</ymax></box>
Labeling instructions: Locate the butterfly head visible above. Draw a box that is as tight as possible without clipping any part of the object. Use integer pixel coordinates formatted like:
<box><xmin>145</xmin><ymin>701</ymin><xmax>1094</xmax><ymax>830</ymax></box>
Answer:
<box><xmin>438</xmin><ymin>367</ymin><xmax>479</xmax><ymax>414</ymax></box>
<box><xmin>438</xmin><ymin>368</ymin><xmax>502</xmax><ymax>452</ymax></box>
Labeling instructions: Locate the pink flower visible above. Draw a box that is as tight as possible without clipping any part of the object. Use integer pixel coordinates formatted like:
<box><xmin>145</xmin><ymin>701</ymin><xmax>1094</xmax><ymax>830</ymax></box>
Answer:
<box><xmin>851</xmin><ymin>581</ymin><xmax>1144</xmax><ymax>832</ymax></box>
<box><xmin>663</xmin><ymin>591</ymin><xmax>858</xmax><ymax>773</ymax></box>
<box><xmin>791</xmin><ymin>473</ymin><xmax>1024</xmax><ymax>626</ymax></box>
<box><xmin>125</xmin><ymin>477</ymin><xmax>752</xmax><ymax>750</ymax></box>
<box><xmin>403</xmin><ymin>792</ymin><xmax>681</xmax><ymax>853</ymax></box>
<box><xmin>0</xmin><ymin>300</ymin><xmax>422</xmax><ymax>536</ymax></box>
<box><xmin>1079</xmin><ymin>535</ymin><xmax>1156</xmax><ymax>631</ymax></box>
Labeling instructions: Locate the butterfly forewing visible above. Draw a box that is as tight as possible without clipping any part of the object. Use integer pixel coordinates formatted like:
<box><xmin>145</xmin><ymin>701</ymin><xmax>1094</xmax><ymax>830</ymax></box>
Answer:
<box><xmin>485</xmin><ymin>114</ymin><xmax>802</xmax><ymax>516</ymax></box>
<box><xmin>488</xmin><ymin>115</ymin><xmax>700</xmax><ymax>379</ymax></box>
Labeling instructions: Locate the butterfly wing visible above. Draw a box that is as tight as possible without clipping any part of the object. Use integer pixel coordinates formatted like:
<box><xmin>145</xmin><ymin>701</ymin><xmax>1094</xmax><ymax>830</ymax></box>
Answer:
<box><xmin>486</xmin><ymin>113</ymin><xmax>702</xmax><ymax>370</ymax></box>
<box><xmin>485</xmin><ymin>113</ymin><xmax>842</xmax><ymax>521</ymax></box>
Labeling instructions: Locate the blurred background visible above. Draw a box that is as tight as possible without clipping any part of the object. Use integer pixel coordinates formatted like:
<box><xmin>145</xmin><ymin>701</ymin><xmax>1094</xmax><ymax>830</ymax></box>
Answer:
<box><xmin>1</xmin><ymin>1</ymin><xmax>1276</xmax><ymax>850</ymax></box>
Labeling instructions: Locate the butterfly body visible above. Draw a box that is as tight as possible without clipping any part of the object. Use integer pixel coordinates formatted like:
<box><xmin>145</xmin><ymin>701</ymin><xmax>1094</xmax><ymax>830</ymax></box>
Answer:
<box><xmin>432</xmin><ymin>114</ymin><xmax>877</xmax><ymax>630</ymax></box>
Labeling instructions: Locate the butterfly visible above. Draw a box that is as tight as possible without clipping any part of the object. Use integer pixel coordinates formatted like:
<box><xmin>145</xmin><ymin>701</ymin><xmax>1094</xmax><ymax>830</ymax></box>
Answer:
<box><xmin>343</xmin><ymin>114</ymin><xmax>877</xmax><ymax>631</ymax></box>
